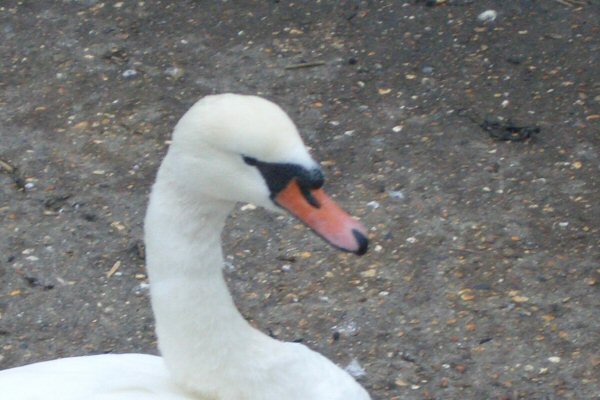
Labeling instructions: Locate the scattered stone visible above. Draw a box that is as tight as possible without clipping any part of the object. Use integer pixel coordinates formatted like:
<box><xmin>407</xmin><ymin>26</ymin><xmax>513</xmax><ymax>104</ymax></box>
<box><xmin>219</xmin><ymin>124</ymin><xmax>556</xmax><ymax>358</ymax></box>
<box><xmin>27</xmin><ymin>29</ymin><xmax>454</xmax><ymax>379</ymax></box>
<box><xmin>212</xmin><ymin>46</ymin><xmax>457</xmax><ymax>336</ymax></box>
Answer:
<box><xmin>472</xmin><ymin>283</ymin><xmax>492</xmax><ymax>291</ymax></box>
<box><xmin>584</xmin><ymin>277</ymin><xmax>597</xmax><ymax>286</ymax></box>
<box><xmin>478</xmin><ymin>10</ymin><xmax>498</xmax><ymax>23</ymax></box>
<box><xmin>460</xmin><ymin>289</ymin><xmax>476</xmax><ymax>301</ymax></box>
<box><xmin>395</xmin><ymin>377</ymin><xmax>409</xmax><ymax>387</ymax></box>
<box><xmin>165</xmin><ymin>66</ymin><xmax>184</xmax><ymax>79</ymax></box>
<box><xmin>360</xmin><ymin>268</ymin><xmax>378</xmax><ymax>278</ymax></box>
<box><xmin>367</xmin><ymin>201</ymin><xmax>380</xmax><ymax>209</ymax></box>
<box><xmin>512</xmin><ymin>294</ymin><xmax>529</xmax><ymax>303</ymax></box>
<box><xmin>73</xmin><ymin>121</ymin><xmax>89</xmax><ymax>130</ymax></box>
<box><xmin>122</xmin><ymin>69</ymin><xmax>138</xmax><ymax>78</ymax></box>
<box><xmin>454</xmin><ymin>364</ymin><xmax>466</xmax><ymax>373</ymax></box>
<box><xmin>344</xmin><ymin>358</ymin><xmax>366</xmax><ymax>377</ymax></box>
<box><xmin>418</xmin><ymin>0</ymin><xmax>447</xmax><ymax>6</ymax></box>
<box><xmin>388</xmin><ymin>190</ymin><xmax>405</xmax><ymax>200</ymax></box>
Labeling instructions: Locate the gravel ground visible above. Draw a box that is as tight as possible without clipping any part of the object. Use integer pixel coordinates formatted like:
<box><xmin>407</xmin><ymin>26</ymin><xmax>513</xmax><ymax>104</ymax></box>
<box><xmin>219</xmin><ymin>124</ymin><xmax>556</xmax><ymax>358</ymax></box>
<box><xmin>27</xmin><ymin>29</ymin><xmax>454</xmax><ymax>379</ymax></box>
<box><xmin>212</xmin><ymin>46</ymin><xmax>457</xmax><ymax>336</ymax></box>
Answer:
<box><xmin>1</xmin><ymin>1</ymin><xmax>599</xmax><ymax>399</ymax></box>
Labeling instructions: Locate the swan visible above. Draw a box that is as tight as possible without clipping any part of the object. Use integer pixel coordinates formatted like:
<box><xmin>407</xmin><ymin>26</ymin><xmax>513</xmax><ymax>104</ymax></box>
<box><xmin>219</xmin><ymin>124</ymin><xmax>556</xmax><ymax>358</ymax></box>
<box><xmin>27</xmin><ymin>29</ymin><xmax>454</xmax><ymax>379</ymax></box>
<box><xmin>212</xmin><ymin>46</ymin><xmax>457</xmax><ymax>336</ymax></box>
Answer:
<box><xmin>0</xmin><ymin>94</ymin><xmax>371</xmax><ymax>400</ymax></box>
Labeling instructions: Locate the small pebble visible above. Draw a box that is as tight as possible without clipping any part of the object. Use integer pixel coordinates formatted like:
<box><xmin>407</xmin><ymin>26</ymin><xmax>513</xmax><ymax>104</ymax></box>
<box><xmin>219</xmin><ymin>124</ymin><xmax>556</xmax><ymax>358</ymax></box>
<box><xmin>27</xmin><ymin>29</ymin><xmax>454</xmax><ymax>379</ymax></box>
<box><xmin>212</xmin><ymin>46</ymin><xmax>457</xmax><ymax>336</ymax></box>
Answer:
<box><xmin>360</xmin><ymin>268</ymin><xmax>377</xmax><ymax>278</ymax></box>
<box><xmin>223</xmin><ymin>261</ymin><xmax>235</xmax><ymax>272</ymax></box>
<box><xmin>165</xmin><ymin>66</ymin><xmax>184</xmax><ymax>79</ymax></box>
<box><xmin>478</xmin><ymin>10</ymin><xmax>497</xmax><ymax>23</ymax></box>
<box><xmin>122</xmin><ymin>69</ymin><xmax>138</xmax><ymax>78</ymax></box>
<box><xmin>584</xmin><ymin>277</ymin><xmax>597</xmax><ymax>286</ymax></box>
<box><xmin>548</xmin><ymin>356</ymin><xmax>561</xmax><ymax>364</ymax></box>
<box><xmin>345</xmin><ymin>358</ymin><xmax>366</xmax><ymax>377</ymax></box>
<box><xmin>367</xmin><ymin>201</ymin><xmax>380</xmax><ymax>209</ymax></box>
<box><xmin>395</xmin><ymin>377</ymin><xmax>409</xmax><ymax>387</ymax></box>
<box><xmin>388</xmin><ymin>190</ymin><xmax>405</xmax><ymax>200</ymax></box>
<box><xmin>133</xmin><ymin>282</ymin><xmax>150</xmax><ymax>296</ymax></box>
<box><xmin>512</xmin><ymin>295</ymin><xmax>529</xmax><ymax>303</ymax></box>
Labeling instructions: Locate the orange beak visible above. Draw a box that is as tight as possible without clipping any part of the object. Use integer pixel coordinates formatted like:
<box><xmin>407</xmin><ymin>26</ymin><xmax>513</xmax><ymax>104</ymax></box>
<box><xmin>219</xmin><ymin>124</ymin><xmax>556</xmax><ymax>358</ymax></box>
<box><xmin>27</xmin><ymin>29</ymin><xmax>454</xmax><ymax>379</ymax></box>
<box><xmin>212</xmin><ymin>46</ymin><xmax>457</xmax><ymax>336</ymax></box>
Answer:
<box><xmin>274</xmin><ymin>179</ymin><xmax>368</xmax><ymax>255</ymax></box>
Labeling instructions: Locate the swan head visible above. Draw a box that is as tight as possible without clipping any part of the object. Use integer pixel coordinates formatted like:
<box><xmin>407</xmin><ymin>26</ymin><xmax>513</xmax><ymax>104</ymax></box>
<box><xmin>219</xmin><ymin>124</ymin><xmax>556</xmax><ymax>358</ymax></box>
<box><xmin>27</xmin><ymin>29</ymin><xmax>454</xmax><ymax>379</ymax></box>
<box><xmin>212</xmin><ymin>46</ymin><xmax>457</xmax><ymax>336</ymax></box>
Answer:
<box><xmin>165</xmin><ymin>93</ymin><xmax>368</xmax><ymax>255</ymax></box>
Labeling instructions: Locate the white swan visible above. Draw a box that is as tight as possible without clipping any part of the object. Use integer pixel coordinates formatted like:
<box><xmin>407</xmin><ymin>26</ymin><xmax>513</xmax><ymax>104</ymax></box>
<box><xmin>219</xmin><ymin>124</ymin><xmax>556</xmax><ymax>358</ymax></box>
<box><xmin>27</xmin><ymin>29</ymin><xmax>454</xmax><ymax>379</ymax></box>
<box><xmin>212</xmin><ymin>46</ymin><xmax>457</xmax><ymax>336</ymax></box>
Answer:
<box><xmin>0</xmin><ymin>94</ymin><xmax>371</xmax><ymax>400</ymax></box>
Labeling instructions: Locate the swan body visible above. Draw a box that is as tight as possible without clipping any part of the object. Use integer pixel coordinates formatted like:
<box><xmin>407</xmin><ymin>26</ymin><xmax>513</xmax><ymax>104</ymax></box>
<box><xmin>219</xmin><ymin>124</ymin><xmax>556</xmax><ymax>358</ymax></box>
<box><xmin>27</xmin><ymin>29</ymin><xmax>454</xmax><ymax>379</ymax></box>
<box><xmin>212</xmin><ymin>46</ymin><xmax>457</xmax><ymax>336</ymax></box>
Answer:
<box><xmin>0</xmin><ymin>94</ymin><xmax>371</xmax><ymax>400</ymax></box>
<box><xmin>0</xmin><ymin>354</ymin><xmax>185</xmax><ymax>400</ymax></box>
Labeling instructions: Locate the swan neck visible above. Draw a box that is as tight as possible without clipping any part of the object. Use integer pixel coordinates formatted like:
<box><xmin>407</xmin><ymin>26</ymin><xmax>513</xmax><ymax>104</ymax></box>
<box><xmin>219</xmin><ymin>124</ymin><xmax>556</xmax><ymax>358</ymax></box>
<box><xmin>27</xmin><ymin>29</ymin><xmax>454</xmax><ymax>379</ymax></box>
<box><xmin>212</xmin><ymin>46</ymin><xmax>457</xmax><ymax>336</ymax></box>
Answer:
<box><xmin>144</xmin><ymin>175</ymin><xmax>269</xmax><ymax>391</ymax></box>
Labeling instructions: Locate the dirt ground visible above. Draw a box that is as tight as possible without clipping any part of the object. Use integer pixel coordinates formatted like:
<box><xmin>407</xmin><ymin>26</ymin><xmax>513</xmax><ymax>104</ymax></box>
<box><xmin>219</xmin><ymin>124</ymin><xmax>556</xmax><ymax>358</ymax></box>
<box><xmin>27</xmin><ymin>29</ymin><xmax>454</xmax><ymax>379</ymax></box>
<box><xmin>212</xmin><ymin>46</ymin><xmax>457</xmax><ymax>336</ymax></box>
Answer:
<box><xmin>1</xmin><ymin>1</ymin><xmax>599</xmax><ymax>399</ymax></box>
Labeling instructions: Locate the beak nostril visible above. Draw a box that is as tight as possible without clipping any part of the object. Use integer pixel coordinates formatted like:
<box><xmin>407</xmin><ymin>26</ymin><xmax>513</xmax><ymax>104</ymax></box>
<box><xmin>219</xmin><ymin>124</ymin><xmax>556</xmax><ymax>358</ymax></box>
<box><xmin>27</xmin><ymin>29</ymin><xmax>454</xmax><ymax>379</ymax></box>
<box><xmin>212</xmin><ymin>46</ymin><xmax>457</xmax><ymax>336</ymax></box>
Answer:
<box><xmin>299</xmin><ymin>185</ymin><xmax>321</xmax><ymax>208</ymax></box>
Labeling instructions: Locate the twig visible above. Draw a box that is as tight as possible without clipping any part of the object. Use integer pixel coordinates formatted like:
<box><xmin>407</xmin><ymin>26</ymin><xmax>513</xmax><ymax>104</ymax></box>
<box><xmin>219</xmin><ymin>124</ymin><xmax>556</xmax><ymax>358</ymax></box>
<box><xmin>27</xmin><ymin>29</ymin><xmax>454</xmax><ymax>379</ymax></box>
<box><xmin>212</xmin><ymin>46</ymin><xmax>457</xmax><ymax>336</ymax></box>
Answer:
<box><xmin>553</xmin><ymin>0</ymin><xmax>586</xmax><ymax>6</ymax></box>
<box><xmin>0</xmin><ymin>159</ymin><xmax>15</xmax><ymax>173</ymax></box>
<box><xmin>284</xmin><ymin>61</ymin><xmax>325</xmax><ymax>70</ymax></box>
<box><xmin>106</xmin><ymin>260</ymin><xmax>122</xmax><ymax>278</ymax></box>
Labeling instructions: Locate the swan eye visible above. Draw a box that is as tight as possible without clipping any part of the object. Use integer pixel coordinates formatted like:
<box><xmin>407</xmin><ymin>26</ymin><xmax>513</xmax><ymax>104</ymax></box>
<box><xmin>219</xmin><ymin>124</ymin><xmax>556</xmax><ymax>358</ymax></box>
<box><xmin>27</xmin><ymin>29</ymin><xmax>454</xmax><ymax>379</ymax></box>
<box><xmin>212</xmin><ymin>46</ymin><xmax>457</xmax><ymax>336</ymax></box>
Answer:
<box><xmin>243</xmin><ymin>155</ymin><xmax>324</xmax><ymax>205</ymax></box>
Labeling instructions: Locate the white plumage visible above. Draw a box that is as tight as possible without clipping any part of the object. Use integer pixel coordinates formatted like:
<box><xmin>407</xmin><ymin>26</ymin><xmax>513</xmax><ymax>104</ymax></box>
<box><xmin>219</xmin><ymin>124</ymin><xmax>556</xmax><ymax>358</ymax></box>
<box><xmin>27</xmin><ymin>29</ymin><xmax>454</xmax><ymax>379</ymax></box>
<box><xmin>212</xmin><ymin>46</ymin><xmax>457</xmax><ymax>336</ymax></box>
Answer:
<box><xmin>0</xmin><ymin>94</ymin><xmax>370</xmax><ymax>400</ymax></box>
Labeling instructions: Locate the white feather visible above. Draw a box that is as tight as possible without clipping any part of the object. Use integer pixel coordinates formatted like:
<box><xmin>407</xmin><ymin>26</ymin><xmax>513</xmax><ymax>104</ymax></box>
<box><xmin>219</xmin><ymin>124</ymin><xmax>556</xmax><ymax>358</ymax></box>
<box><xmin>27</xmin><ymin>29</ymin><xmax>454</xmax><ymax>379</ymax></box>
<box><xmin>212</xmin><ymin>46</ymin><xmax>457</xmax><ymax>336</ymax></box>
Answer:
<box><xmin>0</xmin><ymin>94</ymin><xmax>370</xmax><ymax>400</ymax></box>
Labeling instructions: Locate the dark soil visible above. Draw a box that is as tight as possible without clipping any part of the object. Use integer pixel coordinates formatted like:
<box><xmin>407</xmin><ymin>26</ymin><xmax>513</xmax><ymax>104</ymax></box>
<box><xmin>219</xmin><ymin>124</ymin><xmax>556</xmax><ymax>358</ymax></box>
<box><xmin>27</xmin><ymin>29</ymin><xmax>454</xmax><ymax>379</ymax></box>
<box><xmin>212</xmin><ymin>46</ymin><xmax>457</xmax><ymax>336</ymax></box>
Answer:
<box><xmin>1</xmin><ymin>1</ymin><xmax>599</xmax><ymax>399</ymax></box>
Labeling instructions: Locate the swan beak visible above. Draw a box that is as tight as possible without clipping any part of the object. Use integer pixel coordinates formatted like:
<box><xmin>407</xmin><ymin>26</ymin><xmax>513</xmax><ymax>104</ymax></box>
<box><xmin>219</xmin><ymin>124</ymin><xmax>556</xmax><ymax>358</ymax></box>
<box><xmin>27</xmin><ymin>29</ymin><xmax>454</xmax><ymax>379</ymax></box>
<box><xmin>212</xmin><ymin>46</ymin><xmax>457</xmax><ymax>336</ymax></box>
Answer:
<box><xmin>274</xmin><ymin>179</ymin><xmax>368</xmax><ymax>255</ymax></box>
